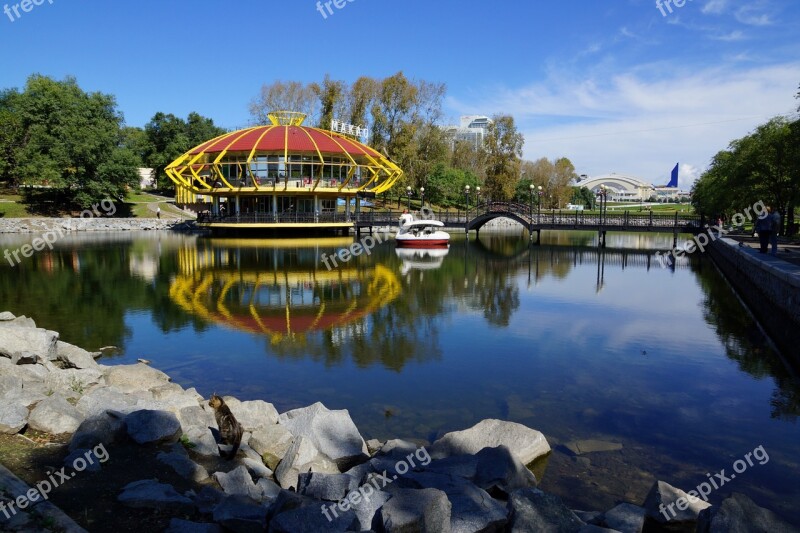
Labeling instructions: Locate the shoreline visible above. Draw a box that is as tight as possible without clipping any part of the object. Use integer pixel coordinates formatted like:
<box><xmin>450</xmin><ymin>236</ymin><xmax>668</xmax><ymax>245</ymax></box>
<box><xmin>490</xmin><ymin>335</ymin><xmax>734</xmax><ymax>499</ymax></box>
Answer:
<box><xmin>1</xmin><ymin>310</ymin><xmax>795</xmax><ymax>532</ymax></box>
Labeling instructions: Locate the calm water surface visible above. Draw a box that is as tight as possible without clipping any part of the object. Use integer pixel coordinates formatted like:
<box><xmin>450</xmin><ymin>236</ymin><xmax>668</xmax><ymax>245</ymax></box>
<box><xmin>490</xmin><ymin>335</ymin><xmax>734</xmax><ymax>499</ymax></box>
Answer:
<box><xmin>1</xmin><ymin>230</ymin><xmax>798</xmax><ymax>522</ymax></box>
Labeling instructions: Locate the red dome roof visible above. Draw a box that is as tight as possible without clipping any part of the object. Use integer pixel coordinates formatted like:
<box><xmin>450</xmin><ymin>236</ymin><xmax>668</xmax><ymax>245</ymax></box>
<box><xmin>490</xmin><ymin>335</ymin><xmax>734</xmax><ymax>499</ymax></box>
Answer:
<box><xmin>189</xmin><ymin>125</ymin><xmax>382</xmax><ymax>159</ymax></box>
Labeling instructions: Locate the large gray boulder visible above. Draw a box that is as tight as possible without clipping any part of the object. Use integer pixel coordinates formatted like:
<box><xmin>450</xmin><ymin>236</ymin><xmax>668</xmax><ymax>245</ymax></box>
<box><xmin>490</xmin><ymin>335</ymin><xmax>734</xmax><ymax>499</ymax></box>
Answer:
<box><xmin>297</xmin><ymin>472</ymin><xmax>359</xmax><ymax>501</ymax></box>
<box><xmin>28</xmin><ymin>395</ymin><xmax>84</xmax><ymax>434</ymax></box>
<box><xmin>0</xmin><ymin>403</ymin><xmax>28</xmax><ymax>434</ymax></box>
<box><xmin>183</xmin><ymin>426</ymin><xmax>219</xmax><ymax>456</ymax></box>
<box><xmin>104</xmin><ymin>363</ymin><xmax>171</xmax><ymax>393</ymax></box>
<box><xmin>213</xmin><ymin>465</ymin><xmax>261</xmax><ymax>501</ymax></box>
<box><xmin>157</xmin><ymin>451</ymin><xmax>209</xmax><ymax>482</ymax></box>
<box><xmin>69</xmin><ymin>411</ymin><xmax>126</xmax><ymax>452</ymax></box>
<box><xmin>44</xmin><ymin>368</ymin><xmax>104</xmax><ymax>398</ymax></box>
<box><xmin>0</xmin><ymin>324</ymin><xmax>58</xmax><ymax>361</ymax></box>
<box><xmin>124</xmin><ymin>409</ymin><xmax>181</xmax><ymax>444</ymax></box>
<box><xmin>397</xmin><ymin>472</ymin><xmax>508</xmax><ymax>532</ymax></box>
<box><xmin>696</xmin><ymin>492</ymin><xmax>800</xmax><ymax>533</ymax></box>
<box><xmin>643</xmin><ymin>480</ymin><xmax>710</xmax><ymax>525</ymax></box>
<box><xmin>54</xmin><ymin>341</ymin><xmax>99</xmax><ymax>369</ymax></box>
<box><xmin>117</xmin><ymin>479</ymin><xmax>193</xmax><ymax>513</ymax></box>
<box><xmin>223</xmin><ymin>397</ymin><xmax>279</xmax><ymax>432</ymax></box>
<box><xmin>0</xmin><ymin>311</ymin><xmax>15</xmax><ymax>321</ymax></box>
<box><xmin>249</xmin><ymin>424</ymin><xmax>294</xmax><ymax>470</ymax></box>
<box><xmin>165</xmin><ymin>519</ymin><xmax>222</xmax><ymax>533</ymax></box>
<box><xmin>177</xmin><ymin>404</ymin><xmax>217</xmax><ymax>433</ymax></box>
<box><xmin>603</xmin><ymin>503</ymin><xmax>645</xmax><ymax>533</ymax></box>
<box><xmin>75</xmin><ymin>386</ymin><xmax>140</xmax><ymax>417</ymax></box>
<box><xmin>506</xmin><ymin>487</ymin><xmax>584</xmax><ymax>533</ymax></box>
<box><xmin>378</xmin><ymin>487</ymin><xmax>452</xmax><ymax>533</ymax></box>
<box><xmin>212</xmin><ymin>494</ymin><xmax>268</xmax><ymax>532</ymax></box>
<box><xmin>278</xmin><ymin>402</ymin><xmax>368</xmax><ymax>466</ymax></box>
<box><xmin>425</xmin><ymin>445</ymin><xmax>538</xmax><ymax>495</ymax></box>
<box><xmin>270</xmin><ymin>502</ymin><xmax>359</xmax><ymax>533</ymax></box>
<box><xmin>274</xmin><ymin>435</ymin><xmax>339</xmax><ymax>490</ymax></box>
<box><xmin>431</xmin><ymin>419</ymin><xmax>551</xmax><ymax>465</ymax></box>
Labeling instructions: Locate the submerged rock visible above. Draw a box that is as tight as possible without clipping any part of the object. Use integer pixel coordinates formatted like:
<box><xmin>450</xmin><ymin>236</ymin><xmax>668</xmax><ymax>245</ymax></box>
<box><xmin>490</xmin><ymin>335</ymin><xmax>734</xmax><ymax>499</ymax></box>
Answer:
<box><xmin>603</xmin><ymin>503</ymin><xmax>645</xmax><ymax>533</ymax></box>
<box><xmin>564</xmin><ymin>439</ymin><xmax>623</xmax><ymax>456</ymax></box>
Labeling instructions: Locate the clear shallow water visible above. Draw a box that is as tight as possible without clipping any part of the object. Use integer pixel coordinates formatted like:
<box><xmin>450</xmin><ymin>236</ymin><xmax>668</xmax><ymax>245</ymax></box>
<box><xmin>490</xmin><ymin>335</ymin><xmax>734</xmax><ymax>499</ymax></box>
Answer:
<box><xmin>1</xmin><ymin>230</ymin><xmax>798</xmax><ymax>522</ymax></box>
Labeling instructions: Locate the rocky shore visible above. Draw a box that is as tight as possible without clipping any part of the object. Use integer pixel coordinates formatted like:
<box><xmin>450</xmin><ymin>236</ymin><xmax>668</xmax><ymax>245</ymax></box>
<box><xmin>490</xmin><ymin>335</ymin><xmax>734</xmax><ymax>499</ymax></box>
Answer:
<box><xmin>0</xmin><ymin>218</ymin><xmax>191</xmax><ymax>234</ymax></box>
<box><xmin>0</xmin><ymin>311</ymin><xmax>796</xmax><ymax>532</ymax></box>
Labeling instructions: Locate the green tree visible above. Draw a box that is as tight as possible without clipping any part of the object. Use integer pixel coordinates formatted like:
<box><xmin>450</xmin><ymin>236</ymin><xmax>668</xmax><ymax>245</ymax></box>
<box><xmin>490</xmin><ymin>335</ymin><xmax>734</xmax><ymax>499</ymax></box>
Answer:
<box><xmin>7</xmin><ymin>75</ymin><xmax>139</xmax><ymax>207</ymax></box>
<box><xmin>483</xmin><ymin>115</ymin><xmax>524</xmax><ymax>201</ymax></box>
<box><xmin>0</xmin><ymin>89</ymin><xmax>24</xmax><ymax>187</ymax></box>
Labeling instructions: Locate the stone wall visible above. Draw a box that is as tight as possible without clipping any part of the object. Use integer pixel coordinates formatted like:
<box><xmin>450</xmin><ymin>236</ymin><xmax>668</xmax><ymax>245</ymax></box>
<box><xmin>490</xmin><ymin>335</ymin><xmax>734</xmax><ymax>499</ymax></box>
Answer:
<box><xmin>0</xmin><ymin>218</ymin><xmax>190</xmax><ymax>233</ymax></box>
<box><xmin>708</xmin><ymin>237</ymin><xmax>800</xmax><ymax>367</ymax></box>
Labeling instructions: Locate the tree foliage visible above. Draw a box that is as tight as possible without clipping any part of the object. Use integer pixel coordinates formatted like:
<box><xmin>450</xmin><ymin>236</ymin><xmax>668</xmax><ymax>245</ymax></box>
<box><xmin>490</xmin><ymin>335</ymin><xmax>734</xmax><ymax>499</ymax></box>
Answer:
<box><xmin>483</xmin><ymin>115</ymin><xmax>524</xmax><ymax>201</ymax></box>
<box><xmin>692</xmin><ymin>115</ymin><xmax>799</xmax><ymax>234</ymax></box>
<box><xmin>0</xmin><ymin>75</ymin><xmax>139</xmax><ymax>208</ymax></box>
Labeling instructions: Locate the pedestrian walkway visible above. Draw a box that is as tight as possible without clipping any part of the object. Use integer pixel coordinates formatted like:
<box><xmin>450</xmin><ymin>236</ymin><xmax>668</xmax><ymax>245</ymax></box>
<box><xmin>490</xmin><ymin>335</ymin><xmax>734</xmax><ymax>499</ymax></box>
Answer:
<box><xmin>730</xmin><ymin>234</ymin><xmax>800</xmax><ymax>267</ymax></box>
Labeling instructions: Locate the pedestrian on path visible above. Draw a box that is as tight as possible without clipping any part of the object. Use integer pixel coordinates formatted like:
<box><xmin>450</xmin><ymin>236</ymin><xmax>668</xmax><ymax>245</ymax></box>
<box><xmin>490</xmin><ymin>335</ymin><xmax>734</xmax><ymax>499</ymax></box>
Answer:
<box><xmin>770</xmin><ymin>208</ymin><xmax>781</xmax><ymax>256</ymax></box>
<box><xmin>156</xmin><ymin>206</ymin><xmax>161</xmax><ymax>219</ymax></box>
<box><xmin>754</xmin><ymin>207</ymin><xmax>773</xmax><ymax>254</ymax></box>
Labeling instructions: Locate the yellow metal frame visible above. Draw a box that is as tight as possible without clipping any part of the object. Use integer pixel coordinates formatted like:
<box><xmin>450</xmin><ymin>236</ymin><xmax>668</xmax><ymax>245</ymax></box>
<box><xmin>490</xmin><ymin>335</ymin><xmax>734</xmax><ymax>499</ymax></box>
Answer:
<box><xmin>166</xmin><ymin>112</ymin><xmax>403</xmax><ymax>201</ymax></box>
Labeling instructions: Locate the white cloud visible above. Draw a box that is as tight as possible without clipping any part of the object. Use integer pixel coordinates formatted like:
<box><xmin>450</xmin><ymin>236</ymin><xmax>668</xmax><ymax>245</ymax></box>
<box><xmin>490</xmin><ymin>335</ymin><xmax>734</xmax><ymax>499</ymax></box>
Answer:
<box><xmin>447</xmin><ymin>63</ymin><xmax>800</xmax><ymax>187</ymax></box>
<box><xmin>702</xmin><ymin>0</ymin><xmax>729</xmax><ymax>15</ymax></box>
<box><xmin>712</xmin><ymin>30</ymin><xmax>745</xmax><ymax>41</ymax></box>
<box><xmin>734</xmin><ymin>5</ymin><xmax>773</xmax><ymax>25</ymax></box>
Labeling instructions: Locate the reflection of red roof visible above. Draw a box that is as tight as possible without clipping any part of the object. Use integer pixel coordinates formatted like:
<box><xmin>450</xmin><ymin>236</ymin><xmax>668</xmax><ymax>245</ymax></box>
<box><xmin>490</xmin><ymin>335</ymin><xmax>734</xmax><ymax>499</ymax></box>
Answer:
<box><xmin>189</xmin><ymin>126</ymin><xmax>381</xmax><ymax>158</ymax></box>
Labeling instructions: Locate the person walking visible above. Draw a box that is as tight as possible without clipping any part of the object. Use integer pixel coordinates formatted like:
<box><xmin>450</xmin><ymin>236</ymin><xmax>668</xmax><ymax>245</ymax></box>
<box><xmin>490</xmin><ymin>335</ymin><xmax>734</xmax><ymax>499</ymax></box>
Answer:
<box><xmin>770</xmin><ymin>208</ymin><xmax>781</xmax><ymax>256</ymax></box>
<box><xmin>156</xmin><ymin>206</ymin><xmax>161</xmax><ymax>219</ymax></box>
<box><xmin>754</xmin><ymin>207</ymin><xmax>772</xmax><ymax>254</ymax></box>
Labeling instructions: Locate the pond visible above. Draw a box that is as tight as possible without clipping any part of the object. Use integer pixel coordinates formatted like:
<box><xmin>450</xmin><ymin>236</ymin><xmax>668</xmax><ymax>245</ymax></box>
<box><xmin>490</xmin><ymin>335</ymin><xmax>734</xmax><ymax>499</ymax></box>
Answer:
<box><xmin>1</xmin><ymin>229</ymin><xmax>798</xmax><ymax>522</ymax></box>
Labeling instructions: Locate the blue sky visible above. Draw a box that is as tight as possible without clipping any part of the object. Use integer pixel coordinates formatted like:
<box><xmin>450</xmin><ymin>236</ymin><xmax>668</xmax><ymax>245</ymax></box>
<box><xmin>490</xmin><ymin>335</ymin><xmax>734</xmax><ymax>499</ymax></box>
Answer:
<box><xmin>1</xmin><ymin>0</ymin><xmax>798</xmax><ymax>187</ymax></box>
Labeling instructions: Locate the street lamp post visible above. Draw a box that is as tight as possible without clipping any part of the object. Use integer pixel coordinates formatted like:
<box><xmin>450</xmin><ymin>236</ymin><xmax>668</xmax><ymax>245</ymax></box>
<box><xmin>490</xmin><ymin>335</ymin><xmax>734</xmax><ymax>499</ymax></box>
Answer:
<box><xmin>406</xmin><ymin>186</ymin><xmax>412</xmax><ymax>211</ymax></box>
<box><xmin>475</xmin><ymin>186</ymin><xmax>481</xmax><ymax>211</ymax></box>
<box><xmin>465</xmin><ymin>185</ymin><xmax>471</xmax><ymax>220</ymax></box>
<box><xmin>420</xmin><ymin>186</ymin><xmax>425</xmax><ymax>208</ymax></box>
<box><xmin>529</xmin><ymin>184</ymin><xmax>534</xmax><ymax>221</ymax></box>
<box><xmin>597</xmin><ymin>184</ymin><xmax>609</xmax><ymax>247</ymax></box>
<box><xmin>537</xmin><ymin>185</ymin><xmax>543</xmax><ymax>223</ymax></box>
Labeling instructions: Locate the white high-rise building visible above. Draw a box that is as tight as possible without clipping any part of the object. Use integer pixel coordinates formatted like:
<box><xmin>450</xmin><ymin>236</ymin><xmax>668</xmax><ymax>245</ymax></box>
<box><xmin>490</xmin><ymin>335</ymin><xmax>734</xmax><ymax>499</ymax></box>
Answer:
<box><xmin>443</xmin><ymin>115</ymin><xmax>493</xmax><ymax>149</ymax></box>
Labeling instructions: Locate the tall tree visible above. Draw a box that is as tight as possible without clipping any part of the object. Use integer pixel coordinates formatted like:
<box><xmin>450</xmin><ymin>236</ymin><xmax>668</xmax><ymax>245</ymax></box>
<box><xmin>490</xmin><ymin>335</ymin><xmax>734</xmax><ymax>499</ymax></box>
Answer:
<box><xmin>314</xmin><ymin>75</ymin><xmax>347</xmax><ymax>130</ymax></box>
<box><xmin>7</xmin><ymin>75</ymin><xmax>139</xmax><ymax>207</ymax></box>
<box><xmin>483</xmin><ymin>115</ymin><xmax>524</xmax><ymax>201</ymax></box>
<box><xmin>249</xmin><ymin>81</ymin><xmax>318</xmax><ymax>125</ymax></box>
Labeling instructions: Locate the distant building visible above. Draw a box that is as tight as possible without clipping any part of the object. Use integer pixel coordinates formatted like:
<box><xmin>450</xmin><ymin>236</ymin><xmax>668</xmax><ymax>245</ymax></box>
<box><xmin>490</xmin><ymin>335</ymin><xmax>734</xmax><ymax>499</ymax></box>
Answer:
<box><xmin>575</xmin><ymin>172</ymin><xmax>691</xmax><ymax>202</ymax></box>
<box><xmin>138</xmin><ymin>168</ymin><xmax>156</xmax><ymax>189</ymax></box>
<box><xmin>443</xmin><ymin>115</ymin><xmax>493</xmax><ymax>149</ymax></box>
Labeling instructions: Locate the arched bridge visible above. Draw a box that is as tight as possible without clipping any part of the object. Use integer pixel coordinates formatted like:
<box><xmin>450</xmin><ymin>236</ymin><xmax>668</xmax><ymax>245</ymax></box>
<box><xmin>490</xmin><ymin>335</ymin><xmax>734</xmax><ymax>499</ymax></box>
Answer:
<box><xmin>356</xmin><ymin>202</ymin><xmax>703</xmax><ymax>244</ymax></box>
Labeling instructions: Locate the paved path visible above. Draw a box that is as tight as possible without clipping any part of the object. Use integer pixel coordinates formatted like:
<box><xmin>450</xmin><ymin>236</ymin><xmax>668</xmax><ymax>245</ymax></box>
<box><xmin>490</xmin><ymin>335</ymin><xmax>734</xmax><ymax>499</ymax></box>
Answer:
<box><xmin>729</xmin><ymin>234</ymin><xmax>800</xmax><ymax>267</ymax></box>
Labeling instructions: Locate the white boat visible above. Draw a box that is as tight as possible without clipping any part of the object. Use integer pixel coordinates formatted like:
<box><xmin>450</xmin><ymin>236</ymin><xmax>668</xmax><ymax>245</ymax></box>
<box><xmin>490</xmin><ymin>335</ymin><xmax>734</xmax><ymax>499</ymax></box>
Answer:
<box><xmin>396</xmin><ymin>214</ymin><xmax>450</xmax><ymax>248</ymax></box>
<box><xmin>396</xmin><ymin>221</ymin><xmax>450</xmax><ymax>248</ymax></box>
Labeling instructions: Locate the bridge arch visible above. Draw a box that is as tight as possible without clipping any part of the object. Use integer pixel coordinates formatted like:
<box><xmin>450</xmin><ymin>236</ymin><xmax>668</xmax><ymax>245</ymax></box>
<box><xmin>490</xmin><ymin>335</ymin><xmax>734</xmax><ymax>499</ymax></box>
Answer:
<box><xmin>467</xmin><ymin>210</ymin><xmax>531</xmax><ymax>232</ymax></box>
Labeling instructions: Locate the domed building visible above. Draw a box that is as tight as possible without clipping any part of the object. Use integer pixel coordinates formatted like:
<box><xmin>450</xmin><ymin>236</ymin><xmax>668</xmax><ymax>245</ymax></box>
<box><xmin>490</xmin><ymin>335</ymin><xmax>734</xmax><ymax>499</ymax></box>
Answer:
<box><xmin>166</xmin><ymin>112</ymin><xmax>403</xmax><ymax>233</ymax></box>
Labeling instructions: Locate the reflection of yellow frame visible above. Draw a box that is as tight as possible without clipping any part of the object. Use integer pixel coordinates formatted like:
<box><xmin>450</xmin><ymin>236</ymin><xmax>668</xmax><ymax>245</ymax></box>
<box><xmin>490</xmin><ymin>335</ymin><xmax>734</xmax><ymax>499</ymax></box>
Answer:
<box><xmin>169</xmin><ymin>263</ymin><xmax>401</xmax><ymax>344</ymax></box>
<box><xmin>166</xmin><ymin>112</ymin><xmax>403</xmax><ymax>201</ymax></box>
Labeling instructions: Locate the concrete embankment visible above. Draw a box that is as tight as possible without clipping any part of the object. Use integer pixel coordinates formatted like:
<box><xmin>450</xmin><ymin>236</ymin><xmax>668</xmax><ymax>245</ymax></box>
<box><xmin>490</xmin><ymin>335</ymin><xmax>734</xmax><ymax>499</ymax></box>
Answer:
<box><xmin>708</xmin><ymin>237</ymin><xmax>800</xmax><ymax>368</ymax></box>
<box><xmin>0</xmin><ymin>218</ymin><xmax>192</xmax><ymax>234</ymax></box>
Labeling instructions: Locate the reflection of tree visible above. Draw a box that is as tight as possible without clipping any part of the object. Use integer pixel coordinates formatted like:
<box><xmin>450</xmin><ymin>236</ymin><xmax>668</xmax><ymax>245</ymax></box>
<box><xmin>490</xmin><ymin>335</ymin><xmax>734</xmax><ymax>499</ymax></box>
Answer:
<box><xmin>0</xmin><ymin>241</ymin><xmax>202</xmax><ymax>350</ymax></box>
<box><xmin>694</xmin><ymin>262</ymin><xmax>800</xmax><ymax>420</ymax></box>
